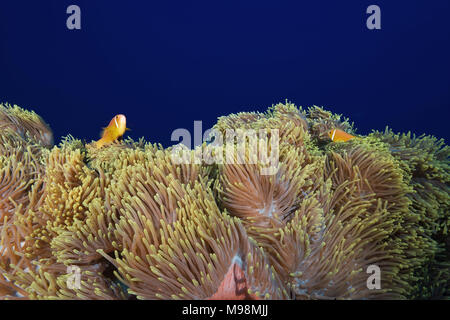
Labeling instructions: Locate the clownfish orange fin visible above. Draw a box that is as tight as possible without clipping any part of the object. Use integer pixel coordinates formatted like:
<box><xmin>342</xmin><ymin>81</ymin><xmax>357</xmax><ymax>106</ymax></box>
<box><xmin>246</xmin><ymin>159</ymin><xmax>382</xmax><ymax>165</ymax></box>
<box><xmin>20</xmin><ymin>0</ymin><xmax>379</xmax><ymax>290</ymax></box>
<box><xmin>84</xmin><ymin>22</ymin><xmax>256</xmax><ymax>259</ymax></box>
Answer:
<box><xmin>95</xmin><ymin>139</ymin><xmax>104</xmax><ymax>149</ymax></box>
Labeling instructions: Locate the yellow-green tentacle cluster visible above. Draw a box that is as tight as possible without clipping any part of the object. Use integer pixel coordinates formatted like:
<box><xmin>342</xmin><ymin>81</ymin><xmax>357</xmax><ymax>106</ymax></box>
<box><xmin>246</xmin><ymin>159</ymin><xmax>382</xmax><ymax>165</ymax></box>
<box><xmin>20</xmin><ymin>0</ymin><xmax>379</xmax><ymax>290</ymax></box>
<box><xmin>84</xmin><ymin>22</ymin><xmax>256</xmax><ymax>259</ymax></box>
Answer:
<box><xmin>0</xmin><ymin>102</ymin><xmax>448</xmax><ymax>299</ymax></box>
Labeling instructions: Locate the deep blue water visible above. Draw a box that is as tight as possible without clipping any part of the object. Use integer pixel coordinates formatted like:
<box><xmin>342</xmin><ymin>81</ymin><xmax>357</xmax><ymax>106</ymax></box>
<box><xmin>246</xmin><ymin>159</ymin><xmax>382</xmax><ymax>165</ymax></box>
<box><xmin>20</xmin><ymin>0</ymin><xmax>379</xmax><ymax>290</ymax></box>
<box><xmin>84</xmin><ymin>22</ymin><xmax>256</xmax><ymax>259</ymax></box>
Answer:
<box><xmin>0</xmin><ymin>1</ymin><xmax>449</xmax><ymax>146</ymax></box>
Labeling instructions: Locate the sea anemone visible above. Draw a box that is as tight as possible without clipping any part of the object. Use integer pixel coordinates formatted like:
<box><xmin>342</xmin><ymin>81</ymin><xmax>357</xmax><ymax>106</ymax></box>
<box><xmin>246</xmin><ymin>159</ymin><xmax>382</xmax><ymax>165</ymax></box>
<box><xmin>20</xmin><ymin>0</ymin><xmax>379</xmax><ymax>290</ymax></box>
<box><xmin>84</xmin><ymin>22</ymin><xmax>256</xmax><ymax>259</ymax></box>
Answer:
<box><xmin>0</xmin><ymin>102</ymin><xmax>448</xmax><ymax>300</ymax></box>
<box><xmin>306</xmin><ymin>105</ymin><xmax>355</xmax><ymax>142</ymax></box>
<box><xmin>0</xmin><ymin>103</ymin><xmax>53</xmax><ymax>147</ymax></box>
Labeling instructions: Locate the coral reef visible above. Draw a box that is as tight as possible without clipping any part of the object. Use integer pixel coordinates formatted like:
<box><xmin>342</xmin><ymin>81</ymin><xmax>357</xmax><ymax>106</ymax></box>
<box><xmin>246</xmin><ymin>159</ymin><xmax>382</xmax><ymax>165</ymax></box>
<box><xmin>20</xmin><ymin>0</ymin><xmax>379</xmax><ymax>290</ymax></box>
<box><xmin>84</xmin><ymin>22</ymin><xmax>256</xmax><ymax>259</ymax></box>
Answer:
<box><xmin>0</xmin><ymin>102</ymin><xmax>448</xmax><ymax>300</ymax></box>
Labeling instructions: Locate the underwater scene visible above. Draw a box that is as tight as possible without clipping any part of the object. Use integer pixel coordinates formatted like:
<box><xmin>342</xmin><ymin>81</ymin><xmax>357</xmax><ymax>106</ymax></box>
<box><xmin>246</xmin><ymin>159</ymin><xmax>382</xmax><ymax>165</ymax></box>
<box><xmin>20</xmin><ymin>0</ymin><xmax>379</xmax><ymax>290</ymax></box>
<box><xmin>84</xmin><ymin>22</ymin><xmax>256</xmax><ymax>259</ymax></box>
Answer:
<box><xmin>0</xmin><ymin>2</ymin><xmax>449</xmax><ymax>302</ymax></box>
<box><xmin>0</xmin><ymin>102</ymin><xmax>448</xmax><ymax>300</ymax></box>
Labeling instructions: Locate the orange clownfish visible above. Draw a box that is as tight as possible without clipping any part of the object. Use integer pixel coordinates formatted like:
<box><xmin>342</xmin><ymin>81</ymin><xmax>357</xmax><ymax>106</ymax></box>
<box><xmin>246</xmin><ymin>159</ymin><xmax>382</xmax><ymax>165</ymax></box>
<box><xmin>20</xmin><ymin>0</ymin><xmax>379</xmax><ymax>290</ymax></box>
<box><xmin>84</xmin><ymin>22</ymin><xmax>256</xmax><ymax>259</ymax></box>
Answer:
<box><xmin>95</xmin><ymin>114</ymin><xmax>129</xmax><ymax>148</ymax></box>
<box><xmin>328</xmin><ymin>128</ymin><xmax>356</xmax><ymax>142</ymax></box>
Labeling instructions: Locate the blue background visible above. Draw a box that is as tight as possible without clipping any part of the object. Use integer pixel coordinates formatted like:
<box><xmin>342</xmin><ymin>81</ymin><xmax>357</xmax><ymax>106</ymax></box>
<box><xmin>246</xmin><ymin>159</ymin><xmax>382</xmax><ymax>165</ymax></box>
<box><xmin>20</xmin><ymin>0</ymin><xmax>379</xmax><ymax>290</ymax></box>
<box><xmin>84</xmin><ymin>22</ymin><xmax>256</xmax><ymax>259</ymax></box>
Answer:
<box><xmin>0</xmin><ymin>1</ymin><xmax>449</xmax><ymax>146</ymax></box>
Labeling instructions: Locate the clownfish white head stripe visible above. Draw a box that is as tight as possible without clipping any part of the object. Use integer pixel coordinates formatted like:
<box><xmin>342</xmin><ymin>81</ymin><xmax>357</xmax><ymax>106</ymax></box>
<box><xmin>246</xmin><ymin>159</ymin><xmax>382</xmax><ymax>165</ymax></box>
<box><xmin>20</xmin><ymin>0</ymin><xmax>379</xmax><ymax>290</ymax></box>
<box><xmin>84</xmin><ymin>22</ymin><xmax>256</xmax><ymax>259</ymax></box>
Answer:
<box><xmin>331</xmin><ymin>129</ymin><xmax>336</xmax><ymax>141</ymax></box>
